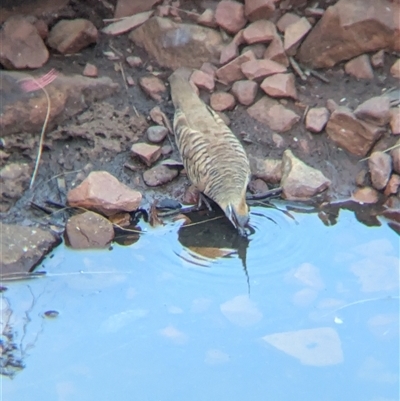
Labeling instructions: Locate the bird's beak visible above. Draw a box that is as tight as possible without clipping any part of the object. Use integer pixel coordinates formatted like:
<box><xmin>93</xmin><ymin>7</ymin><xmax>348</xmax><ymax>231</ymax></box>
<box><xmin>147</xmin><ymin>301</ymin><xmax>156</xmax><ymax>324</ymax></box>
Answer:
<box><xmin>226</xmin><ymin>204</ymin><xmax>250</xmax><ymax>237</ymax></box>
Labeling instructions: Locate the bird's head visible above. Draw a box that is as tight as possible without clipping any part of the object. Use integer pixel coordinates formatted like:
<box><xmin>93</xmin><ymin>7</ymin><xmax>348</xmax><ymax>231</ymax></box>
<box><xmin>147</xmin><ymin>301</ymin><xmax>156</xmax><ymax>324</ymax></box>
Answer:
<box><xmin>224</xmin><ymin>196</ymin><xmax>250</xmax><ymax>237</ymax></box>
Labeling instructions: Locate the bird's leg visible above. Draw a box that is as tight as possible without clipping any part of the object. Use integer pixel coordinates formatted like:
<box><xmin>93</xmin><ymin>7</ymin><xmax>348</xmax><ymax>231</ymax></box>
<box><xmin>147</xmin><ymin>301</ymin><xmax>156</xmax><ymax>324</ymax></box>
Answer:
<box><xmin>198</xmin><ymin>193</ymin><xmax>213</xmax><ymax>211</ymax></box>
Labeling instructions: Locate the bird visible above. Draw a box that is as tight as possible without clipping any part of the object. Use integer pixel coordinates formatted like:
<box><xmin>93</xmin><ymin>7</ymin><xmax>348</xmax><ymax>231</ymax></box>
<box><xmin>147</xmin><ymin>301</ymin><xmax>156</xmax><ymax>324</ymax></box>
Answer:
<box><xmin>168</xmin><ymin>68</ymin><xmax>251</xmax><ymax>236</ymax></box>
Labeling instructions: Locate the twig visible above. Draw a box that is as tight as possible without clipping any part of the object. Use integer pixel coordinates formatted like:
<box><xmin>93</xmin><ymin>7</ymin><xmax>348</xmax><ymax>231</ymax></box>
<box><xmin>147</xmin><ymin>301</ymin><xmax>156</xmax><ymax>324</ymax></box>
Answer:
<box><xmin>167</xmin><ymin>6</ymin><xmax>200</xmax><ymax>17</ymax></box>
<box><xmin>301</xmin><ymin>105</ymin><xmax>310</xmax><ymax>123</ymax></box>
<box><xmin>289</xmin><ymin>56</ymin><xmax>307</xmax><ymax>81</ymax></box>
<box><xmin>132</xmin><ymin>105</ymin><xmax>140</xmax><ymax>117</ymax></box>
<box><xmin>108</xmin><ymin>43</ymin><xmax>124</xmax><ymax>57</ymax></box>
<box><xmin>359</xmin><ymin>142</ymin><xmax>400</xmax><ymax>162</ymax></box>
<box><xmin>246</xmin><ymin>187</ymin><xmax>283</xmax><ymax>201</ymax></box>
<box><xmin>119</xmin><ymin>61</ymin><xmax>129</xmax><ymax>91</ymax></box>
<box><xmin>112</xmin><ymin>223</ymin><xmax>143</xmax><ymax>234</ymax></box>
<box><xmin>307</xmin><ymin>68</ymin><xmax>330</xmax><ymax>83</ymax></box>
<box><xmin>181</xmin><ymin>215</ymin><xmax>224</xmax><ymax>228</ymax></box>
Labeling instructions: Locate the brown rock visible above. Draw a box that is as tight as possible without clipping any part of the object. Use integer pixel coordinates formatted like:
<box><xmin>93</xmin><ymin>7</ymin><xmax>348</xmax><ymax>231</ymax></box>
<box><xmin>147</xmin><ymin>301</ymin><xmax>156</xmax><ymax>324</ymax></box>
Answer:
<box><xmin>139</xmin><ymin>75</ymin><xmax>166</xmax><ymax>101</ymax></box>
<box><xmin>390</xmin><ymin>59</ymin><xmax>400</xmax><ymax>78</ymax></box>
<box><xmin>31</xmin><ymin>18</ymin><xmax>49</xmax><ymax>40</ymax></box>
<box><xmin>297</xmin><ymin>0</ymin><xmax>399</xmax><ymax>69</ymax></box>
<box><xmin>200</xmin><ymin>62</ymin><xmax>218</xmax><ymax>79</ymax></box>
<box><xmin>0</xmin><ymin>16</ymin><xmax>49</xmax><ymax>69</ymax></box>
<box><xmin>215</xmin><ymin>1</ymin><xmax>247</xmax><ymax>34</ymax></box>
<box><xmin>249</xmin><ymin>178</ymin><xmax>269</xmax><ymax>194</ymax></box>
<box><xmin>244</xmin><ymin>0</ymin><xmax>276</xmax><ymax>22</ymax></box>
<box><xmin>47</xmin><ymin>19</ymin><xmax>98</xmax><ymax>54</ymax></box>
<box><xmin>241</xmin><ymin>59</ymin><xmax>287</xmax><ymax>80</ymax></box>
<box><xmin>305</xmin><ymin>107</ymin><xmax>330</xmax><ymax>133</ymax></box>
<box><xmin>390</xmin><ymin>108</ymin><xmax>400</xmax><ymax>135</ymax></box>
<box><xmin>356</xmin><ymin>169</ymin><xmax>370</xmax><ymax>187</ymax></box>
<box><xmin>345</xmin><ymin>55</ymin><xmax>374</xmax><ymax>80</ymax></box>
<box><xmin>250</xmin><ymin>157</ymin><xmax>282</xmax><ymax>183</ymax></box>
<box><xmin>131</xmin><ymin>143</ymin><xmax>162</xmax><ymax>166</ymax></box>
<box><xmin>384</xmin><ymin>174</ymin><xmax>400</xmax><ymax>196</ymax></box>
<box><xmin>220</xmin><ymin>41</ymin><xmax>239</xmax><ymax>65</ymax></box>
<box><xmin>352</xmin><ymin>187</ymin><xmax>379</xmax><ymax>204</ymax></box>
<box><xmin>371</xmin><ymin>50</ymin><xmax>385</xmax><ymax>68</ymax></box>
<box><xmin>242</xmin><ymin>44</ymin><xmax>266</xmax><ymax>59</ymax></box>
<box><xmin>284</xmin><ymin>17</ymin><xmax>312</xmax><ymax>56</ymax></box>
<box><xmin>190</xmin><ymin>70</ymin><xmax>215</xmax><ymax>92</ymax></box>
<box><xmin>243</xmin><ymin>20</ymin><xmax>277</xmax><ymax>45</ymax></box>
<box><xmin>146</xmin><ymin>125</ymin><xmax>168</xmax><ymax>143</ymax></box>
<box><xmin>216</xmin><ymin>50</ymin><xmax>256</xmax><ymax>84</ymax></box>
<box><xmin>368</xmin><ymin>151</ymin><xmax>392</xmax><ymax>190</ymax></box>
<box><xmin>102</xmin><ymin>11</ymin><xmax>153</xmax><ymax>35</ymax></box>
<box><xmin>198</xmin><ymin>9</ymin><xmax>217</xmax><ymax>28</ymax></box>
<box><xmin>129</xmin><ymin>17</ymin><xmax>225</xmax><ymax>69</ymax></box>
<box><xmin>67</xmin><ymin>171</ymin><xmax>142</xmax><ymax>216</ymax></box>
<box><xmin>114</xmin><ymin>0</ymin><xmax>161</xmax><ymax>18</ymax></box>
<box><xmin>83</xmin><ymin>63</ymin><xmax>98</xmax><ymax>77</ymax></box>
<box><xmin>260</xmin><ymin>73</ymin><xmax>297</xmax><ymax>99</ymax></box>
<box><xmin>143</xmin><ymin>164</ymin><xmax>179</xmax><ymax>186</ymax></box>
<box><xmin>326</xmin><ymin>99</ymin><xmax>340</xmax><ymax>113</ymax></box>
<box><xmin>247</xmin><ymin>96</ymin><xmax>300</xmax><ymax>132</ymax></box>
<box><xmin>210</xmin><ymin>92</ymin><xmax>236</xmax><ymax>111</ymax></box>
<box><xmin>281</xmin><ymin>150</ymin><xmax>331</xmax><ymax>200</ymax></box>
<box><xmin>65</xmin><ymin>211</ymin><xmax>114</xmax><ymax>249</ymax></box>
<box><xmin>354</xmin><ymin>96</ymin><xmax>391</xmax><ymax>126</ymax></box>
<box><xmin>325</xmin><ymin>107</ymin><xmax>385</xmax><ymax>157</ymax></box>
<box><xmin>264</xmin><ymin>35</ymin><xmax>289</xmax><ymax>67</ymax></box>
<box><xmin>276</xmin><ymin>12</ymin><xmax>301</xmax><ymax>33</ymax></box>
<box><xmin>231</xmin><ymin>80</ymin><xmax>258</xmax><ymax>106</ymax></box>
<box><xmin>391</xmin><ymin>142</ymin><xmax>400</xmax><ymax>174</ymax></box>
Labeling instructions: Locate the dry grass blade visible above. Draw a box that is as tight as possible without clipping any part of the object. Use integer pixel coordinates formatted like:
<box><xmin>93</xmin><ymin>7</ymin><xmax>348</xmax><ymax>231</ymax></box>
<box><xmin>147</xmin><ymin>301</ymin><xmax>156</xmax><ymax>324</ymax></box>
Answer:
<box><xmin>359</xmin><ymin>142</ymin><xmax>400</xmax><ymax>162</ymax></box>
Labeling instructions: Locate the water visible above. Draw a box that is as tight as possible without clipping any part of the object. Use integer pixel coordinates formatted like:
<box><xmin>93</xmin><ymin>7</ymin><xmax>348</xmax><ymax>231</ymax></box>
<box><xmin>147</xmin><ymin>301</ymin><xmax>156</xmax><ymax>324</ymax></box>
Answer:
<box><xmin>2</xmin><ymin>203</ymin><xmax>399</xmax><ymax>401</ymax></box>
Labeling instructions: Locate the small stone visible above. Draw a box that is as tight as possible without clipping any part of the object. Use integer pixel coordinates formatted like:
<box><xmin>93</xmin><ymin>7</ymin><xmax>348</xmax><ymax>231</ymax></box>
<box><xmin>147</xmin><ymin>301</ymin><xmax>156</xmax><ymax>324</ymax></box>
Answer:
<box><xmin>147</xmin><ymin>125</ymin><xmax>168</xmax><ymax>143</ymax></box>
<box><xmin>210</xmin><ymin>92</ymin><xmax>236</xmax><ymax>112</ymax></box>
<box><xmin>220</xmin><ymin>41</ymin><xmax>240</xmax><ymax>65</ymax></box>
<box><xmin>368</xmin><ymin>151</ymin><xmax>392</xmax><ymax>190</ymax></box>
<box><xmin>305</xmin><ymin>107</ymin><xmax>330</xmax><ymax>133</ymax></box>
<box><xmin>243</xmin><ymin>20</ymin><xmax>276</xmax><ymax>45</ymax></box>
<box><xmin>354</xmin><ymin>96</ymin><xmax>391</xmax><ymax>126</ymax></box>
<box><xmin>231</xmin><ymin>80</ymin><xmax>258</xmax><ymax>106</ymax></box>
<box><xmin>391</xmin><ymin>142</ymin><xmax>400</xmax><ymax>174</ymax></box>
<box><xmin>242</xmin><ymin>43</ymin><xmax>266</xmax><ymax>59</ymax></box>
<box><xmin>384</xmin><ymin>174</ymin><xmax>400</xmax><ymax>196</ymax></box>
<box><xmin>283</xmin><ymin>17</ymin><xmax>312</xmax><ymax>56</ymax></box>
<box><xmin>250</xmin><ymin>157</ymin><xmax>282</xmax><ymax>183</ymax></box>
<box><xmin>126</xmin><ymin>56</ymin><xmax>143</xmax><ymax>67</ymax></box>
<box><xmin>67</xmin><ymin>171</ymin><xmax>142</xmax><ymax>216</ymax></box>
<box><xmin>108</xmin><ymin>212</ymin><xmax>131</xmax><ymax>228</ymax></box>
<box><xmin>371</xmin><ymin>50</ymin><xmax>385</xmax><ymax>68</ymax></box>
<box><xmin>272</xmin><ymin>133</ymin><xmax>285</xmax><ymax>147</ymax></box>
<box><xmin>83</xmin><ymin>63</ymin><xmax>98</xmax><ymax>77</ymax></box>
<box><xmin>190</xmin><ymin>70</ymin><xmax>215</xmax><ymax>92</ymax></box>
<box><xmin>182</xmin><ymin>185</ymin><xmax>200</xmax><ymax>204</ymax></box>
<box><xmin>390</xmin><ymin>59</ymin><xmax>400</xmax><ymax>78</ymax></box>
<box><xmin>241</xmin><ymin>59</ymin><xmax>287</xmax><ymax>80</ymax></box>
<box><xmin>356</xmin><ymin>169</ymin><xmax>370</xmax><ymax>187</ymax></box>
<box><xmin>276</xmin><ymin>12</ymin><xmax>301</xmax><ymax>33</ymax></box>
<box><xmin>139</xmin><ymin>75</ymin><xmax>166</xmax><ymax>101</ymax></box>
<box><xmin>260</xmin><ymin>73</ymin><xmax>297</xmax><ymax>99</ymax></box>
<box><xmin>143</xmin><ymin>165</ymin><xmax>179</xmax><ymax>186</ymax></box>
<box><xmin>249</xmin><ymin>178</ymin><xmax>269</xmax><ymax>194</ymax></box>
<box><xmin>131</xmin><ymin>143</ymin><xmax>162</xmax><ymax>166</ymax></box>
<box><xmin>32</xmin><ymin>19</ymin><xmax>49</xmax><ymax>40</ymax></box>
<box><xmin>390</xmin><ymin>108</ymin><xmax>400</xmax><ymax>135</ymax></box>
<box><xmin>47</xmin><ymin>19</ymin><xmax>98</xmax><ymax>54</ymax></box>
<box><xmin>215</xmin><ymin>1</ymin><xmax>247</xmax><ymax>34</ymax></box>
<box><xmin>264</xmin><ymin>35</ymin><xmax>289</xmax><ymax>67</ymax></box>
<box><xmin>345</xmin><ymin>55</ymin><xmax>374</xmax><ymax>80</ymax></box>
<box><xmin>126</xmin><ymin>76</ymin><xmax>135</xmax><ymax>86</ymax></box>
<box><xmin>244</xmin><ymin>0</ymin><xmax>276</xmax><ymax>22</ymax></box>
<box><xmin>281</xmin><ymin>150</ymin><xmax>331</xmax><ymax>200</ymax></box>
<box><xmin>200</xmin><ymin>62</ymin><xmax>218</xmax><ymax>79</ymax></box>
<box><xmin>216</xmin><ymin>50</ymin><xmax>256</xmax><ymax>84</ymax></box>
<box><xmin>198</xmin><ymin>9</ymin><xmax>217</xmax><ymax>28</ymax></box>
<box><xmin>102</xmin><ymin>11</ymin><xmax>153</xmax><ymax>36</ymax></box>
<box><xmin>326</xmin><ymin>99</ymin><xmax>339</xmax><ymax>113</ymax></box>
<box><xmin>65</xmin><ymin>211</ymin><xmax>114</xmax><ymax>249</ymax></box>
<box><xmin>352</xmin><ymin>187</ymin><xmax>379</xmax><ymax>204</ymax></box>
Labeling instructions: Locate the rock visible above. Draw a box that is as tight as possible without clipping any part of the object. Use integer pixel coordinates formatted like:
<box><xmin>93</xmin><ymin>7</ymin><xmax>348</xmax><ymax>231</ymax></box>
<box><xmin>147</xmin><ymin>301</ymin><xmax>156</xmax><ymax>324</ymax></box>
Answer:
<box><xmin>284</xmin><ymin>17</ymin><xmax>312</xmax><ymax>56</ymax></box>
<box><xmin>200</xmin><ymin>62</ymin><xmax>218</xmax><ymax>79</ymax></box>
<box><xmin>83</xmin><ymin>63</ymin><xmax>98</xmax><ymax>77</ymax></box>
<box><xmin>139</xmin><ymin>75</ymin><xmax>166</xmax><ymax>101</ymax></box>
<box><xmin>147</xmin><ymin>125</ymin><xmax>168</xmax><ymax>143</ymax></box>
<box><xmin>390</xmin><ymin>59</ymin><xmax>400</xmax><ymax>78</ymax></box>
<box><xmin>352</xmin><ymin>187</ymin><xmax>379</xmax><ymax>204</ymax></box>
<box><xmin>210</xmin><ymin>92</ymin><xmax>236</xmax><ymax>111</ymax></box>
<box><xmin>390</xmin><ymin>108</ymin><xmax>400</xmax><ymax>135</ymax></box>
<box><xmin>67</xmin><ymin>171</ymin><xmax>142</xmax><ymax>216</ymax></box>
<box><xmin>297</xmin><ymin>0</ymin><xmax>399</xmax><ymax>68</ymax></box>
<box><xmin>47</xmin><ymin>19</ymin><xmax>98</xmax><ymax>54</ymax></box>
<box><xmin>249</xmin><ymin>178</ymin><xmax>269</xmax><ymax>194</ymax></box>
<box><xmin>129</xmin><ymin>17</ymin><xmax>225</xmax><ymax>69</ymax></box>
<box><xmin>264</xmin><ymin>35</ymin><xmax>289</xmax><ymax>67</ymax></box>
<box><xmin>276</xmin><ymin>12</ymin><xmax>302</xmax><ymax>33</ymax></box>
<box><xmin>326</xmin><ymin>99</ymin><xmax>339</xmax><ymax>113</ymax></box>
<box><xmin>114</xmin><ymin>0</ymin><xmax>161</xmax><ymax>18</ymax></box>
<box><xmin>0</xmin><ymin>163</ymin><xmax>31</xmax><ymax>213</ymax></box>
<box><xmin>161</xmin><ymin>144</ymin><xmax>173</xmax><ymax>156</ymax></box>
<box><xmin>243</xmin><ymin>20</ymin><xmax>276</xmax><ymax>45</ymax></box>
<box><xmin>215</xmin><ymin>1</ymin><xmax>247</xmax><ymax>34</ymax></box>
<box><xmin>345</xmin><ymin>55</ymin><xmax>374</xmax><ymax>80</ymax></box>
<box><xmin>231</xmin><ymin>80</ymin><xmax>258</xmax><ymax>106</ymax></box>
<box><xmin>391</xmin><ymin>142</ymin><xmax>400</xmax><ymax>174</ymax></box>
<box><xmin>241</xmin><ymin>59</ymin><xmax>287</xmax><ymax>80</ymax></box>
<box><xmin>325</xmin><ymin>107</ymin><xmax>385</xmax><ymax>157</ymax></box>
<box><xmin>0</xmin><ymin>223</ymin><xmax>59</xmax><ymax>277</ymax></box>
<box><xmin>305</xmin><ymin>107</ymin><xmax>330</xmax><ymax>133</ymax></box>
<box><xmin>371</xmin><ymin>50</ymin><xmax>385</xmax><ymax>68</ymax></box>
<box><xmin>190</xmin><ymin>69</ymin><xmax>215</xmax><ymax>92</ymax></box>
<box><xmin>368</xmin><ymin>151</ymin><xmax>392</xmax><ymax>190</ymax></box>
<box><xmin>356</xmin><ymin>169</ymin><xmax>370</xmax><ymax>187</ymax></box>
<box><xmin>126</xmin><ymin>56</ymin><xmax>143</xmax><ymax>67</ymax></box>
<box><xmin>198</xmin><ymin>9</ymin><xmax>217</xmax><ymax>28</ymax></box>
<box><xmin>143</xmin><ymin>164</ymin><xmax>179</xmax><ymax>186</ymax></box>
<box><xmin>272</xmin><ymin>133</ymin><xmax>285</xmax><ymax>147</ymax></box>
<box><xmin>131</xmin><ymin>143</ymin><xmax>162</xmax><ymax>166</ymax></box>
<box><xmin>354</xmin><ymin>96</ymin><xmax>391</xmax><ymax>126</ymax></box>
<box><xmin>384</xmin><ymin>174</ymin><xmax>400</xmax><ymax>196</ymax></box>
<box><xmin>220</xmin><ymin>41</ymin><xmax>240</xmax><ymax>64</ymax></box>
<box><xmin>260</xmin><ymin>73</ymin><xmax>297</xmax><ymax>99</ymax></box>
<box><xmin>242</xmin><ymin>43</ymin><xmax>266</xmax><ymax>59</ymax></box>
<box><xmin>0</xmin><ymin>16</ymin><xmax>49</xmax><ymax>69</ymax></box>
<box><xmin>216</xmin><ymin>50</ymin><xmax>256</xmax><ymax>84</ymax></box>
<box><xmin>65</xmin><ymin>211</ymin><xmax>114</xmax><ymax>249</ymax></box>
<box><xmin>244</xmin><ymin>0</ymin><xmax>276</xmax><ymax>22</ymax></box>
<box><xmin>247</xmin><ymin>96</ymin><xmax>300</xmax><ymax>132</ymax></box>
<box><xmin>250</xmin><ymin>157</ymin><xmax>282</xmax><ymax>183</ymax></box>
<box><xmin>102</xmin><ymin>11</ymin><xmax>153</xmax><ymax>35</ymax></box>
<box><xmin>281</xmin><ymin>150</ymin><xmax>330</xmax><ymax>200</ymax></box>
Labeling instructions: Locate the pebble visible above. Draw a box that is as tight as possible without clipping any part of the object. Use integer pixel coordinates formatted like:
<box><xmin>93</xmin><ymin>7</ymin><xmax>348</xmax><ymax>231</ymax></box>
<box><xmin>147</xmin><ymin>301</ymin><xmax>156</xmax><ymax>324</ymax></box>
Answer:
<box><xmin>243</xmin><ymin>20</ymin><xmax>276</xmax><ymax>44</ymax></box>
<box><xmin>354</xmin><ymin>96</ymin><xmax>391</xmax><ymax>126</ymax></box>
<box><xmin>216</xmin><ymin>50</ymin><xmax>256</xmax><ymax>84</ymax></box>
<box><xmin>352</xmin><ymin>187</ymin><xmax>379</xmax><ymax>204</ymax></box>
<box><xmin>231</xmin><ymin>80</ymin><xmax>258</xmax><ymax>106</ymax></box>
<box><xmin>241</xmin><ymin>58</ymin><xmax>287</xmax><ymax>80</ymax></box>
<box><xmin>249</xmin><ymin>178</ymin><xmax>269</xmax><ymax>194</ymax></box>
<box><xmin>305</xmin><ymin>107</ymin><xmax>330</xmax><ymax>133</ymax></box>
<box><xmin>276</xmin><ymin>12</ymin><xmax>301</xmax><ymax>33</ymax></box>
<box><xmin>260</xmin><ymin>73</ymin><xmax>297</xmax><ymax>99</ymax></box>
<box><xmin>147</xmin><ymin>126</ymin><xmax>168</xmax><ymax>143</ymax></box>
<box><xmin>210</xmin><ymin>92</ymin><xmax>236</xmax><ymax>111</ymax></box>
<box><xmin>83</xmin><ymin>63</ymin><xmax>98</xmax><ymax>77</ymax></box>
<box><xmin>139</xmin><ymin>75</ymin><xmax>167</xmax><ymax>101</ymax></box>
<box><xmin>345</xmin><ymin>55</ymin><xmax>374</xmax><ymax>80</ymax></box>
<box><xmin>198</xmin><ymin>9</ymin><xmax>217</xmax><ymax>28</ymax></box>
<box><xmin>368</xmin><ymin>151</ymin><xmax>392</xmax><ymax>190</ymax></box>
<box><xmin>190</xmin><ymin>70</ymin><xmax>215</xmax><ymax>92</ymax></box>
<box><xmin>264</xmin><ymin>36</ymin><xmax>289</xmax><ymax>67</ymax></box>
<box><xmin>131</xmin><ymin>142</ymin><xmax>162</xmax><ymax>166</ymax></box>
<box><xmin>244</xmin><ymin>0</ymin><xmax>276</xmax><ymax>22</ymax></box>
<box><xmin>371</xmin><ymin>50</ymin><xmax>385</xmax><ymax>68</ymax></box>
<box><xmin>250</xmin><ymin>157</ymin><xmax>282</xmax><ymax>183</ymax></box>
<box><xmin>215</xmin><ymin>1</ymin><xmax>247</xmax><ymax>34</ymax></box>
<box><xmin>284</xmin><ymin>17</ymin><xmax>312</xmax><ymax>56</ymax></box>
<box><xmin>143</xmin><ymin>165</ymin><xmax>179</xmax><ymax>187</ymax></box>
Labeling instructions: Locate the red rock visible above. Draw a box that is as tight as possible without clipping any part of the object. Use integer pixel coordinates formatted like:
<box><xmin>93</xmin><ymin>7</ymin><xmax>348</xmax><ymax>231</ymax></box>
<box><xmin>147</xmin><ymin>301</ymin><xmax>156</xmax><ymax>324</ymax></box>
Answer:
<box><xmin>325</xmin><ymin>107</ymin><xmax>385</xmax><ymax>157</ymax></box>
<box><xmin>371</xmin><ymin>50</ymin><xmax>385</xmax><ymax>68</ymax></box>
<box><xmin>244</xmin><ymin>0</ymin><xmax>276</xmax><ymax>22</ymax></box>
<box><xmin>143</xmin><ymin>164</ymin><xmax>179</xmax><ymax>186</ymax></box>
<box><xmin>48</xmin><ymin>19</ymin><xmax>98</xmax><ymax>54</ymax></box>
<box><xmin>297</xmin><ymin>0</ymin><xmax>399</xmax><ymax>69</ymax></box>
<box><xmin>147</xmin><ymin>125</ymin><xmax>168</xmax><ymax>143</ymax></box>
<box><xmin>241</xmin><ymin>58</ymin><xmax>287</xmax><ymax>80</ymax></box>
<box><xmin>243</xmin><ymin>20</ymin><xmax>277</xmax><ymax>45</ymax></box>
<box><xmin>139</xmin><ymin>75</ymin><xmax>166</xmax><ymax>101</ymax></box>
<box><xmin>384</xmin><ymin>174</ymin><xmax>400</xmax><ymax>196</ymax></box>
<box><xmin>65</xmin><ymin>211</ymin><xmax>114</xmax><ymax>249</ymax></box>
<box><xmin>390</xmin><ymin>59</ymin><xmax>400</xmax><ymax>78</ymax></box>
<box><xmin>67</xmin><ymin>171</ymin><xmax>142</xmax><ymax>216</ymax></box>
<box><xmin>216</xmin><ymin>50</ymin><xmax>256</xmax><ymax>84</ymax></box>
<box><xmin>305</xmin><ymin>107</ymin><xmax>330</xmax><ymax>133</ymax></box>
<box><xmin>354</xmin><ymin>96</ymin><xmax>391</xmax><ymax>126</ymax></box>
<box><xmin>250</xmin><ymin>157</ymin><xmax>282</xmax><ymax>183</ymax></box>
<box><xmin>200</xmin><ymin>62</ymin><xmax>218</xmax><ymax>79</ymax></box>
<box><xmin>284</xmin><ymin>17</ymin><xmax>312</xmax><ymax>56</ymax></box>
<box><xmin>352</xmin><ymin>187</ymin><xmax>379</xmax><ymax>204</ymax></box>
<box><xmin>249</xmin><ymin>178</ymin><xmax>269</xmax><ymax>194</ymax></box>
<box><xmin>368</xmin><ymin>151</ymin><xmax>392</xmax><ymax>190</ymax></box>
<box><xmin>131</xmin><ymin>143</ymin><xmax>162</xmax><ymax>166</ymax></box>
<box><xmin>345</xmin><ymin>55</ymin><xmax>374</xmax><ymax>80</ymax></box>
<box><xmin>126</xmin><ymin>55</ymin><xmax>143</xmax><ymax>67</ymax></box>
<box><xmin>391</xmin><ymin>142</ymin><xmax>400</xmax><ymax>174</ymax></box>
<box><xmin>390</xmin><ymin>108</ymin><xmax>400</xmax><ymax>135</ymax></box>
<box><xmin>276</xmin><ymin>12</ymin><xmax>301</xmax><ymax>33</ymax></box>
<box><xmin>242</xmin><ymin>44</ymin><xmax>266</xmax><ymax>59</ymax></box>
<box><xmin>260</xmin><ymin>73</ymin><xmax>297</xmax><ymax>99</ymax></box>
<box><xmin>264</xmin><ymin>35</ymin><xmax>289</xmax><ymax>67</ymax></box>
<box><xmin>247</xmin><ymin>96</ymin><xmax>300</xmax><ymax>132</ymax></box>
<box><xmin>190</xmin><ymin>70</ymin><xmax>215</xmax><ymax>92</ymax></box>
<box><xmin>114</xmin><ymin>0</ymin><xmax>161</xmax><ymax>18</ymax></box>
<box><xmin>220</xmin><ymin>41</ymin><xmax>239</xmax><ymax>65</ymax></box>
<box><xmin>210</xmin><ymin>92</ymin><xmax>236</xmax><ymax>111</ymax></box>
<box><xmin>32</xmin><ymin>19</ymin><xmax>48</xmax><ymax>40</ymax></box>
<box><xmin>231</xmin><ymin>80</ymin><xmax>258</xmax><ymax>106</ymax></box>
<box><xmin>83</xmin><ymin>63</ymin><xmax>98</xmax><ymax>77</ymax></box>
<box><xmin>102</xmin><ymin>11</ymin><xmax>153</xmax><ymax>35</ymax></box>
<box><xmin>0</xmin><ymin>16</ymin><xmax>49</xmax><ymax>69</ymax></box>
<box><xmin>215</xmin><ymin>1</ymin><xmax>247</xmax><ymax>34</ymax></box>
<box><xmin>198</xmin><ymin>9</ymin><xmax>217</xmax><ymax>28</ymax></box>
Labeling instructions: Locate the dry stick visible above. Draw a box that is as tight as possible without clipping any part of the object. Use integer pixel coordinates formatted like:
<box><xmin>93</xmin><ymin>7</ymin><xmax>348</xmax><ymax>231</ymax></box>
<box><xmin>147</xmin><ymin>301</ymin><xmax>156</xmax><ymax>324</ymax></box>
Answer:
<box><xmin>168</xmin><ymin>6</ymin><xmax>200</xmax><ymax>17</ymax></box>
<box><xmin>307</xmin><ymin>68</ymin><xmax>330</xmax><ymax>83</ymax></box>
<box><xmin>181</xmin><ymin>215</ymin><xmax>224</xmax><ymax>228</ymax></box>
<box><xmin>112</xmin><ymin>223</ymin><xmax>143</xmax><ymax>234</ymax></box>
<box><xmin>119</xmin><ymin>61</ymin><xmax>129</xmax><ymax>91</ymax></box>
<box><xmin>302</xmin><ymin>105</ymin><xmax>310</xmax><ymax>123</ymax></box>
<box><xmin>359</xmin><ymin>142</ymin><xmax>400</xmax><ymax>162</ymax></box>
<box><xmin>289</xmin><ymin>57</ymin><xmax>307</xmax><ymax>81</ymax></box>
